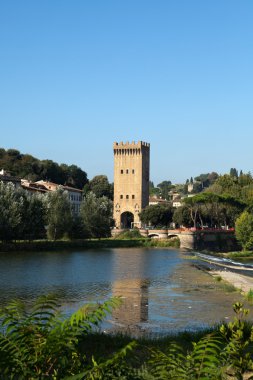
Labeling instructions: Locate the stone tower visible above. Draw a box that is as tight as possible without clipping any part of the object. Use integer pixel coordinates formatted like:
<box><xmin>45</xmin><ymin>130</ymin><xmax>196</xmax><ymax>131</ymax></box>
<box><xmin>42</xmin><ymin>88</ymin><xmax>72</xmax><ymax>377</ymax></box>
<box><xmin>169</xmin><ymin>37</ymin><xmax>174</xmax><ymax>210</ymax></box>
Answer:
<box><xmin>113</xmin><ymin>141</ymin><xmax>150</xmax><ymax>228</ymax></box>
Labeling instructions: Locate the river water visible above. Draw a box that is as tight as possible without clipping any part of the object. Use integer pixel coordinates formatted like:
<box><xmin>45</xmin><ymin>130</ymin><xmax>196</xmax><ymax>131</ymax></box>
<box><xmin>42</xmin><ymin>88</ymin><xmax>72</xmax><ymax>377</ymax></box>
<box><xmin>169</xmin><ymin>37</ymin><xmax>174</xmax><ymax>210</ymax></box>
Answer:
<box><xmin>0</xmin><ymin>248</ymin><xmax>249</xmax><ymax>335</ymax></box>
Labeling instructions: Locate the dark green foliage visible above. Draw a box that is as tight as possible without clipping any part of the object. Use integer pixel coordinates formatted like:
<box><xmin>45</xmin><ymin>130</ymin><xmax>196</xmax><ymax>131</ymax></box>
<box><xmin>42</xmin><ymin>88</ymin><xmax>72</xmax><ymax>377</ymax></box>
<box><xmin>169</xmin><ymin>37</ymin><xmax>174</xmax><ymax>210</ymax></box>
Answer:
<box><xmin>1</xmin><ymin>298</ymin><xmax>253</xmax><ymax>379</ymax></box>
<box><xmin>0</xmin><ymin>182</ymin><xmax>46</xmax><ymax>241</ymax></box>
<box><xmin>157</xmin><ymin>181</ymin><xmax>173</xmax><ymax>200</ymax></box>
<box><xmin>146</xmin><ymin>302</ymin><xmax>253</xmax><ymax>380</ymax></box>
<box><xmin>173</xmin><ymin>205</ymin><xmax>193</xmax><ymax>227</ymax></box>
<box><xmin>148</xmin><ymin>336</ymin><xmax>223</xmax><ymax>379</ymax></box>
<box><xmin>0</xmin><ymin>237</ymin><xmax>181</xmax><ymax>252</ymax></box>
<box><xmin>230</xmin><ymin>168</ymin><xmax>239</xmax><ymax>178</ymax></box>
<box><xmin>113</xmin><ymin>229</ymin><xmax>143</xmax><ymax>240</ymax></box>
<box><xmin>69</xmin><ymin>216</ymin><xmax>89</xmax><ymax>239</ymax></box>
<box><xmin>139</xmin><ymin>204</ymin><xmax>173</xmax><ymax>228</ymax></box>
<box><xmin>209</xmin><ymin>173</ymin><xmax>253</xmax><ymax>205</ymax></box>
<box><xmin>21</xmin><ymin>193</ymin><xmax>46</xmax><ymax>240</ymax></box>
<box><xmin>46</xmin><ymin>188</ymin><xmax>73</xmax><ymax>240</ymax></box>
<box><xmin>219</xmin><ymin>302</ymin><xmax>253</xmax><ymax>378</ymax></box>
<box><xmin>80</xmin><ymin>192</ymin><xmax>113</xmax><ymax>238</ymax></box>
<box><xmin>0</xmin><ymin>182</ymin><xmax>23</xmax><ymax>241</ymax></box>
<box><xmin>235</xmin><ymin>211</ymin><xmax>253</xmax><ymax>250</ymax></box>
<box><xmin>0</xmin><ymin>295</ymin><xmax>121</xmax><ymax>380</ymax></box>
<box><xmin>84</xmin><ymin>175</ymin><xmax>113</xmax><ymax>200</ymax></box>
<box><xmin>190</xmin><ymin>172</ymin><xmax>219</xmax><ymax>194</ymax></box>
<box><xmin>143</xmin><ymin>238</ymin><xmax>180</xmax><ymax>248</ymax></box>
<box><xmin>183</xmin><ymin>192</ymin><xmax>245</xmax><ymax>229</ymax></box>
<box><xmin>0</xmin><ymin>147</ymin><xmax>88</xmax><ymax>189</ymax></box>
<box><xmin>75</xmin><ymin>342</ymin><xmax>144</xmax><ymax>380</ymax></box>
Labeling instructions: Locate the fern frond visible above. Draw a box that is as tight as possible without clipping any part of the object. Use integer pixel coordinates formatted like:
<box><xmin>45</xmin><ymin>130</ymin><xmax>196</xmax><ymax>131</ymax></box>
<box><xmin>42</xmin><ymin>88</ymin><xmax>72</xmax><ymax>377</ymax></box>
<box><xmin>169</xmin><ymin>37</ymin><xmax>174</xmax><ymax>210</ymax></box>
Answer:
<box><xmin>66</xmin><ymin>297</ymin><xmax>122</xmax><ymax>331</ymax></box>
<box><xmin>187</xmin><ymin>333</ymin><xmax>223</xmax><ymax>379</ymax></box>
<box><xmin>148</xmin><ymin>342</ymin><xmax>188</xmax><ymax>379</ymax></box>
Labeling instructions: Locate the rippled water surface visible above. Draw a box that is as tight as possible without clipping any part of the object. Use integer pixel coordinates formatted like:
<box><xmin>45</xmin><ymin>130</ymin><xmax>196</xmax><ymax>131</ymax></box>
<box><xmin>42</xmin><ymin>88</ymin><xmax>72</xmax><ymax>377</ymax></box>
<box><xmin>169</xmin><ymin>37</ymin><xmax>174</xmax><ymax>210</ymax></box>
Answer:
<box><xmin>0</xmin><ymin>248</ymin><xmax>248</xmax><ymax>334</ymax></box>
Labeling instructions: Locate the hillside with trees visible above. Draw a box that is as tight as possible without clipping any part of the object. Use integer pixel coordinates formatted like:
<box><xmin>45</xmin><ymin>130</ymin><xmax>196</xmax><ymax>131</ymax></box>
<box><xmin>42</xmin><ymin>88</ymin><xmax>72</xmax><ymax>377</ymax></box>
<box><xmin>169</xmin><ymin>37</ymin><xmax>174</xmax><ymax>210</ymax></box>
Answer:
<box><xmin>0</xmin><ymin>148</ymin><xmax>88</xmax><ymax>189</ymax></box>
<box><xmin>147</xmin><ymin>169</ymin><xmax>253</xmax><ymax>248</ymax></box>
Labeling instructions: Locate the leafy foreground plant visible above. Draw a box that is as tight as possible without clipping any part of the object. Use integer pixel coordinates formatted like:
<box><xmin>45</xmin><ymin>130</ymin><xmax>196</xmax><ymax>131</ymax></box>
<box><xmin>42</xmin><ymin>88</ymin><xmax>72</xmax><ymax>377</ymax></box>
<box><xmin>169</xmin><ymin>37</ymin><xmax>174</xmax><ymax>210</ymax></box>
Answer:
<box><xmin>1</xmin><ymin>298</ymin><xmax>253</xmax><ymax>380</ymax></box>
<box><xmin>0</xmin><ymin>295</ymin><xmax>121</xmax><ymax>380</ymax></box>
<box><xmin>147</xmin><ymin>302</ymin><xmax>253</xmax><ymax>380</ymax></box>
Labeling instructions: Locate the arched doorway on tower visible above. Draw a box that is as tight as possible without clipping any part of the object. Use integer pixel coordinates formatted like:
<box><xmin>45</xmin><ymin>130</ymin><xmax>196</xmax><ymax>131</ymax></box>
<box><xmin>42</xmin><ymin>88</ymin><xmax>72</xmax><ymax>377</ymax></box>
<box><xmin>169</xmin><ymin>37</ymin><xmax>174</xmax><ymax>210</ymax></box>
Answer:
<box><xmin>120</xmin><ymin>212</ymin><xmax>134</xmax><ymax>229</ymax></box>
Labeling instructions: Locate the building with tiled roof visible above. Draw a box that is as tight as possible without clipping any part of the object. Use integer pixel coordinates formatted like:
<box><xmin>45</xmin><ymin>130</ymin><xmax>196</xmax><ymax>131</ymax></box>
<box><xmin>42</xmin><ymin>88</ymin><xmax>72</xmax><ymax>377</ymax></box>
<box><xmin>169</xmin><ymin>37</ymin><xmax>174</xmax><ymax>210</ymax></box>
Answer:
<box><xmin>35</xmin><ymin>180</ymin><xmax>83</xmax><ymax>216</ymax></box>
<box><xmin>172</xmin><ymin>196</ymin><xmax>182</xmax><ymax>208</ymax></box>
<box><xmin>149</xmin><ymin>196</ymin><xmax>169</xmax><ymax>206</ymax></box>
<box><xmin>21</xmin><ymin>179</ymin><xmax>48</xmax><ymax>194</ymax></box>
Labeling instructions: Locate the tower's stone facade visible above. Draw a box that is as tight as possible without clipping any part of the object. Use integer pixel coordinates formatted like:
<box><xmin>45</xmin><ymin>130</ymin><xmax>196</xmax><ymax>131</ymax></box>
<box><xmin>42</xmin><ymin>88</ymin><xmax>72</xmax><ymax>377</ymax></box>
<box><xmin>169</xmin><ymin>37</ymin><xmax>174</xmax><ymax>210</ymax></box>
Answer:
<box><xmin>113</xmin><ymin>141</ymin><xmax>150</xmax><ymax>228</ymax></box>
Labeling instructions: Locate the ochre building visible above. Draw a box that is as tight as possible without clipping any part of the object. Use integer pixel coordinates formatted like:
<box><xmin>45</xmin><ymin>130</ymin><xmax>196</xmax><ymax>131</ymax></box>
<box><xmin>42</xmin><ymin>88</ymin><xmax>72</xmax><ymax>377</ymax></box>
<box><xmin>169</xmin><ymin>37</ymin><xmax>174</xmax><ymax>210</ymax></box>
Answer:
<box><xmin>113</xmin><ymin>141</ymin><xmax>150</xmax><ymax>228</ymax></box>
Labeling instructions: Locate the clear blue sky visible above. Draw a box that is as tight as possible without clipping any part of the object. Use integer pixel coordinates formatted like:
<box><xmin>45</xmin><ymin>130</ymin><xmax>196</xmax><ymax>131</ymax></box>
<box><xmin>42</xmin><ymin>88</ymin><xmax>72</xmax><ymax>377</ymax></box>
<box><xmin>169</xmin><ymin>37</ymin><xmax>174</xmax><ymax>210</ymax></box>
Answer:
<box><xmin>1</xmin><ymin>1</ymin><xmax>253</xmax><ymax>185</ymax></box>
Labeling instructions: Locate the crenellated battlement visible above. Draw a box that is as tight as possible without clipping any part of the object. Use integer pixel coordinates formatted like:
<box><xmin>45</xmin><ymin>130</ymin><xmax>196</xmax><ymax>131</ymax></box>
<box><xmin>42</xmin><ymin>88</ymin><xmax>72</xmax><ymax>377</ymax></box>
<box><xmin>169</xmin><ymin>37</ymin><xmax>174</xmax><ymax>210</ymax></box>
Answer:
<box><xmin>113</xmin><ymin>141</ymin><xmax>150</xmax><ymax>155</ymax></box>
<box><xmin>113</xmin><ymin>141</ymin><xmax>150</xmax><ymax>149</ymax></box>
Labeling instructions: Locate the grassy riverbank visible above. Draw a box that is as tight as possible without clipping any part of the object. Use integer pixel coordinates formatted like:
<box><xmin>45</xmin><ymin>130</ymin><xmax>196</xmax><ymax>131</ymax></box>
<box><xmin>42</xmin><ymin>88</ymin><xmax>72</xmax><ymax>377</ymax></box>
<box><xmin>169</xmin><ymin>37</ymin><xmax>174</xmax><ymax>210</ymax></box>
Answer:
<box><xmin>225</xmin><ymin>250</ymin><xmax>253</xmax><ymax>259</ymax></box>
<box><xmin>0</xmin><ymin>237</ymin><xmax>180</xmax><ymax>252</ymax></box>
<box><xmin>198</xmin><ymin>249</ymin><xmax>253</xmax><ymax>259</ymax></box>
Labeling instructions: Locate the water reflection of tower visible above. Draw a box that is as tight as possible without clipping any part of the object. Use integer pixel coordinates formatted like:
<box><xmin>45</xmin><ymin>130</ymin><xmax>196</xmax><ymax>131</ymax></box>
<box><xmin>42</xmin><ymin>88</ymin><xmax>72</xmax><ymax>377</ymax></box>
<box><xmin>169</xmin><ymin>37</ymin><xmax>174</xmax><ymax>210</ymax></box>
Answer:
<box><xmin>111</xmin><ymin>249</ymin><xmax>149</xmax><ymax>329</ymax></box>
<box><xmin>112</xmin><ymin>279</ymin><xmax>149</xmax><ymax>326</ymax></box>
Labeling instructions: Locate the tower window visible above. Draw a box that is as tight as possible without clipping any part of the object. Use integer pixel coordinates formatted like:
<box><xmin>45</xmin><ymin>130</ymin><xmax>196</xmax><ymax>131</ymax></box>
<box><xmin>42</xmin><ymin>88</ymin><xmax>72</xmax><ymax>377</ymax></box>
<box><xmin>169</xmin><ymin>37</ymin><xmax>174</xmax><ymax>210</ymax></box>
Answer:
<box><xmin>121</xmin><ymin>170</ymin><xmax>123</xmax><ymax>174</ymax></box>
<box><xmin>132</xmin><ymin>195</ymin><xmax>135</xmax><ymax>199</ymax></box>
<box><xmin>126</xmin><ymin>195</ymin><xmax>129</xmax><ymax>199</ymax></box>
<box><xmin>120</xmin><ymin>195</ymin><xmax>123</xmax><ymax>199</ymax></box>
<box><xmin>126</xmin><ymin>169</ymin><xmax>129</xmax><ymax>174</ymax></box>
<box><xmin>132</xmin><ymin>169</ymin><xmax>135</xmax><ymax>174</ymax></box>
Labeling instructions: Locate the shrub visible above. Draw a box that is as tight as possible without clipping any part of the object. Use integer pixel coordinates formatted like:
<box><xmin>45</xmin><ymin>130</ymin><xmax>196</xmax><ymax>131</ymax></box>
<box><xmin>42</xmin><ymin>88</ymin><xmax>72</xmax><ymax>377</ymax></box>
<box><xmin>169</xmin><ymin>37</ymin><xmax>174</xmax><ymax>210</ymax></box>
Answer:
<box><xmin>114</xmin><ymin>229</ymin><xmax>143</xmax><ymax>240</ymax></box>
<box><xmin>0</xmin><ymin>295</ymin><xmax>121</xmax><ymax>379</ymax></box>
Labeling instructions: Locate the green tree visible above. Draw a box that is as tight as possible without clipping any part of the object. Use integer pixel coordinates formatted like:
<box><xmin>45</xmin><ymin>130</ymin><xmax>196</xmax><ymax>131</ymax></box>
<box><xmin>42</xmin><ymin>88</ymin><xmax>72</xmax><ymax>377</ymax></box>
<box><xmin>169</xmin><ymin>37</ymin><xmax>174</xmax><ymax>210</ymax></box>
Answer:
<box><xmin>157</xmin><ymin>181</ymin><xmax>172</xmax><ymax>200</ymax></box>
<box><xmin>235</xmin><ymin>211</ymin><xmax>253</xmax><ymax>250</ymax></box>
<box><xmin>149</xmin><ymin>185</ymin><xmax>162</xmax><ymax>197</ymax></box>
<box><xmin>215</xmin><ymin>174</ymin><xmax>238</xmax><ymax>189</ymax></box>
<box><xmin>192</xmin><ymin>181</ymin><xmax>202</xmax><ymax>193</ymax></box>
<box><xmin>149</xmin><ymin>181</ymin><xmax>157</xmax><ymax>196</ymax></box>
<box><xmin>173</xmin><ymin>205</ymin><xmax>192</xmax><ymax>228</ymax></box>
<box><xmin>207</xmin><ymin>171</ymin><xmax>219</xmax><ymax>184</ymax></box>
<box><xmin>230</xmin><ymin>167</ymin><xmax>238</xmax><ymax>178</ymax></box>
<box><xmin>7</xmin><ymin>148</ymin><xmax>21</xmax><ymax>158</ymax></box>
<box><xmin>85</xmin><ymin>175</ymin><xmax>113</xmax><ymax>200</ymax></box>
<box><xmin>217</xmin><ymin>194</ymin><xmax>245</xmax><ymax>228</ymax></box>
<box><xmin>69</xmin><ymin>216</ymin><xmax>89</xmax><ymax>239</ymax></box>
<box><xmin>209</xmin><ymin>173</ymin><xmax>253</xmax><ymax>205</ymax></box>
<box><xmin>0</xmin><ymin>182</ymin><xmax>23</xmax><ymax>241</ymax></box>
<box><xmin>21</xmin><ymin>194</ymin><xmax>46</xmax><ymax>240</ymax></box>
<box><xmin>45</xmin><ymin>188</ymin><xmax>73</xmax><ymax>240</ymax></box>
<box><xmin>194</xmin><ymin>172</ymin><xmax>219</xmax><ymax>190</ymax></box>
<box><xmin>0</xmin><ymin>147</ymin><xmax>88</xmax><ymax>189</ymax></box>
<box><xmin>139</xmin><ymin>204</ymin><xmax>173</xmax><ymax>227</ymax></box>
<box><xmin>183</xmin><ymin>192</ymin><xmax>244</xmax><ymax>229</ymax></box>
<box><xmin>0</xmin><ymin>295</ymin><xmax>121</xmax><ymax>379</ymax></box>
<box><xmin>65</xmin><ymin>164</ymin><xmax>88</xmax><ymax>189</ymax></box>
<box><xmin>80</xmin><ymin>192</ymin><xmax>113</xmax><ymax>238</ymax></box>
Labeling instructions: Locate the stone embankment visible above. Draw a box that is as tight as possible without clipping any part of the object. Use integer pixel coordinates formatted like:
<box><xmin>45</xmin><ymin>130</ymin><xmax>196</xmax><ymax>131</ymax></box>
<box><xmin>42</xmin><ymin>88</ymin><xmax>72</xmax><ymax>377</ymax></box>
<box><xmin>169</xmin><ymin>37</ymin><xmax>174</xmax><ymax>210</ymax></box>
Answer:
<box><xmin>211</xmin><ymin>270</ymin><xmax>253</xmax><ymax>294</ymax></box>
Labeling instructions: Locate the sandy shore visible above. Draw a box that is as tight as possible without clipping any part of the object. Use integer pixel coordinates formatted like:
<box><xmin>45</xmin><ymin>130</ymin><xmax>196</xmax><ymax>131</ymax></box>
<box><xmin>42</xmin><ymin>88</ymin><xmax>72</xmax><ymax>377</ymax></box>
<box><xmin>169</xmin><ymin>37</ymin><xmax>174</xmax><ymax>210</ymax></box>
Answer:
<box><xmin>211</xmin><ymin>270</ymin><xmax>253</xmax><ymax>293</ymax></box>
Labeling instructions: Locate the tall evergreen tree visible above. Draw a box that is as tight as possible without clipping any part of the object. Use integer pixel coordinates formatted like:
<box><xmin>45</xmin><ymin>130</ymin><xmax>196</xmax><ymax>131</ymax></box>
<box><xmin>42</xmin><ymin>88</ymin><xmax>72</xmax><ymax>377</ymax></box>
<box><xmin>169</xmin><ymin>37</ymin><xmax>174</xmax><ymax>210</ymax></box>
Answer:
<box><xmin>230</xmin><ymin>168</ymin><xmax>238</xmax><ymax>178</ymax></box>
